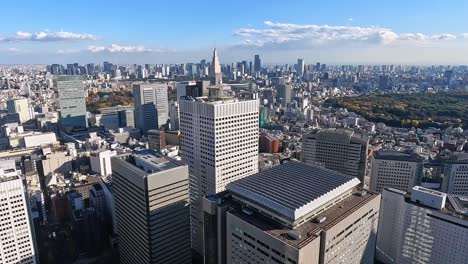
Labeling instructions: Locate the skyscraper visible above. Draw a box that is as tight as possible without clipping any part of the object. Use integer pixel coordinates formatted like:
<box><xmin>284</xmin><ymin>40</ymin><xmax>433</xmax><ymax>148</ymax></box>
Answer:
<box><xmin>179</xmin><ymin>71</ymin><xmax>259</xmax><ymax>254</ymax></box>
<box><xmin>212</xmin><ymin>48</ymin><xmax>222</xmax><ymax>86</ymax></box>
<box><xmin>133</xmin><ymin>83</ymin><xmax>169</xmax><ymax>134</ymax></box>
<box><xmin>275</xmin><ymin>83</ymin><xmax>292</xmax><ymax>106</ymax></box>
<box><xmin>297</xmin><ymin>58</ymin><xmax>305</xmax><ymax>76</ymax></box>
<box><xmin>302</xmin><ymin>128</ymin><xmax>369</xmax><ymax>183</ymax></box>
<box><xmin>112</xmin><ymin>150</ymin><xmax>191</xmax><ymax>264</ymax></box>
<box><xmin>0</xmin><ymin>166</ymin><xmax>37</xmax><ymax>264</ymax></box>
<box><xmin>203</xmin><ymin>162</ymin><xmax>380</xmax><ymax>264</ymax></box>
<box><xmin>377</xmin><ymin>186</ymin><xmax>468</xmax><ymax>264</ymax></box>
<box><xmin>254</xmin><ymin>54</ymin><xmax>261</xmax><ymax>73</ymax></box>
<box><xmin>55</xmin><ymin>75</ymin><xmax>87</xmax><ymax>130</ymax></box>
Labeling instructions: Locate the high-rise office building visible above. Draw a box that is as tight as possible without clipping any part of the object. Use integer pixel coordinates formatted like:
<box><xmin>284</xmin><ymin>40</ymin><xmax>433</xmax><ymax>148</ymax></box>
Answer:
<box><xmin>179</xmin><ymin>94</ymin><xmax>259</xmax><ymax>254</ymax></box>
<box><xmin>133</xmin><ymin>83</ymin><xmax>169</xmax><ymax>134</ymax></box>
<box><xmin>370</xmin><ymin>150</ymin><xmax>423</xmax><ymax>193</ymax></box>
<box><xmin>7</xmin><ymin>98</ymin><xmax>32</xmax><ymax>124</ymax></box>
<box><xmin>275</xmin><ymin>84</ymin><xmax>292</xmax><ymax>105</ymax></box>
<box><xmin>55</xmin><ymin>75</ymin><xmax>87</xmax><ymax>130</ymax></box>
<box><xmin>0</xmin><ymin>167</ymin><xmax>37</xmax><ymax>264</ymax></box>
<box><xmin>376</xmin><ymin>186</ymin><xmax>468</xmax><ymax>264</ymax></box>
<box><xmin>254</xmin><ymin>54</ymin><xmax>261</xmax><ymax>73</ymax></box>
<box><xmin>203</xmin><ymin>162</ymin><xmax>380</xmax><ymax>264</ymax></box>
<box><xmin>297</xmin><ymin>58</ymin><xmax>305</xmax><ymax>76</ymax></box>
<box><xmin>175</xmin><ymin>80</ymin><xmax>210</xmax><ymax>102</ymax></box>
<box><xmin>302</xmin><ymin>128</ymin><xmax>369</xmax><ymax>183</ymax></box>
<box><xmin>112</xmin><ymin>150</ymin><xmax>191</xmax><ymax>264</ymax></box>
<box><xmin>212</xmin><ymin>48</ymin><xmax>222</xmax><ymax>86</ymax></box>
<box><xmin>442</xmin><ymin>153</ymin><xmax>468</xmax><ymax>195</ymax></box>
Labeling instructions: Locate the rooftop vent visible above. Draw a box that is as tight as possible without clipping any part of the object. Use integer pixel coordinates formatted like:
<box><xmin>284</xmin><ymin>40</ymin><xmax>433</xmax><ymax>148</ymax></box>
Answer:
<box><xmin>315</xmin><ymin>216</ymin><xmax>327</xmax><ymax>223</ymax></box>
<box><xmin>287</xmin><ymin>230</ymin><xmax>302</xmax><ymax>240</ymax></box>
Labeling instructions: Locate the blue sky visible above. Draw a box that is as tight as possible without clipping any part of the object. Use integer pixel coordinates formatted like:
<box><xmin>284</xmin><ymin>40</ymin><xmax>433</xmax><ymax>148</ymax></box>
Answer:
<box><xmin>2</xmin><ymin>0</ymin><xmax>468</xmax><ymax>64</ymax></box>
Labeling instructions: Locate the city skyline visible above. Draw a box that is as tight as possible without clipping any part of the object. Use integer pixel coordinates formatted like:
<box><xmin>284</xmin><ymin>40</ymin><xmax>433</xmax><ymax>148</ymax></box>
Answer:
<box><xmin>2</xmin><ymin>0</ymin><xmax>468</xmax><ymax>64</ymax></box>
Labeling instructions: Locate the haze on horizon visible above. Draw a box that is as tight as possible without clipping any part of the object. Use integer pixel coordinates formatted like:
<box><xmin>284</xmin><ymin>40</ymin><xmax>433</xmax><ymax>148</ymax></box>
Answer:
<box><xmin>2</xmin><ymin>0</ymin><xmax>468</xmax><ymax>65</ymax></box>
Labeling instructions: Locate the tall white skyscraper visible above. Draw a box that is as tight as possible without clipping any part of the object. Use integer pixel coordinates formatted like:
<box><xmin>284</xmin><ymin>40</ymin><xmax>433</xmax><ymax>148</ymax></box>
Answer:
<box><xmin>179</xmin><ymin>92</ymin><xmax>259</xmax><ymax>254</ymax></box>
<box><xmin>7</xmin><ymin>98</ymin><xmax>32</xmax><ymax>124</ymax></box>
<box><xmin>212</xmin><ymin>48</ymin><xmax>222</xmax><ymax>86</ymax></box>
<box><xmin>133</xmin><ymin>83</ymin><xmax>169</xmax><ymax>134</ymax></box>
<box><xmin>0</xmin><ymin>166</ymin><xmax>37</xmax><ymax>264</ymax></box>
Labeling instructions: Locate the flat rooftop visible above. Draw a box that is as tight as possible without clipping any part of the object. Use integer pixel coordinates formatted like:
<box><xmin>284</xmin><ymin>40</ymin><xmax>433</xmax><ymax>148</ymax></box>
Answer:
<box><xmin>117</xmin><ymin>149</ymin><xmax>185</xmax><ymax>176</ymax></box>
<box><xmin>374</xmin><ymin>150</ymin><xmax>422</xmax><ymax>162</ymax></box>
<box><xmin>226</xmin><ymin>162</ymin><xmax>360</xmax><ymax>223</ymax></box>
<box><xmin>226</xmin><ymin>188</ymin><xmax>379</xmax><ymax>249</ymax></box>
<box><xmin>308</xmin><ymin>128</ymin><xmax>369</xmax><ymax>144</ymax></box>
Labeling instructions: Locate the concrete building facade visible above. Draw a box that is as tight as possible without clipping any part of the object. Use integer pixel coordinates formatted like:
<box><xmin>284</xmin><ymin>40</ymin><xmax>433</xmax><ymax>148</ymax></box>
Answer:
<box><xmin>203</xmin><ymin>162</ymin><xmax>380</xmax><ymax>264</ymax></box>
<box><xmin>179</xmin><ymin>96</ymin><xmax>259</xmax><ymax>254</ymax></box>
<box><xmin>112</xmin><ymin>150</ymin><xmax>191</xmax><ymax>264</ymax></box>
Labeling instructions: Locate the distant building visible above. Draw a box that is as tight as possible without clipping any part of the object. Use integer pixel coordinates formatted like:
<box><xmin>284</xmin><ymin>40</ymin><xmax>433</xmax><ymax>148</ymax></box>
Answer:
<box><xmin>370</xmin><ymin>150</ymin><xmax>424</xmax><ymax>193</ymax></box>
<box><xmin>147</xmin><ymin>129</ymin><xmax>166</xmax><ymax>151</ymax></box>
<box><xmin>203</xmin><ymin>162</ymin><xmax>380</xmax><ymax>264</ymax></box>
<box><xmin>90</xmin><ymin>150</ymin><xmax>117</xmax><ymax>176</ymax></box>
<box><xmin>442</xmin><ymin>153</ymin><xmax>468</xmax><ymax>195</ymax></box>
<box><xmin>0</xmin><ymin>167</ymin><xmax>37</xmax><ymax>264</ymax></box>
<box><xmin>259</xmin><ymin>134</ymin><xmax>279</xmax><ymax>153</ymax></box>
<box><xmin>7</xmin><ymin>98</ymin><xmax>32</xmax><ymax>124</ymax></box>
<box><xmin>275</xmin><ymin>84</ymin><xmax>292</xmax><ymax>106</ymax></box>
<box><xmin>55</xmin><ymin>75</ymin><xmax>87</xmax><ymax>130</ymax></box>
<box><xmin>175</xmin><ymin>80</ymin><xmax>210</xmax><ymax>102</ymax></box>
<box><xmin>377</xmin><ymin>187</ymin><xmax>468</xmax><ymax>264</ymax></box>
<box><xmin>112</xmin><ymin>150</ymin><xmax>191</xmax><ymax>264</ymax></box>
<box><xmin>133</xmin><ymin>83</ymin><xmax>168</xmax><ymax>134</ymax></box>
<box><xmin>99</xmin><ymin>105</ymin><xmax>134</xmax><ymax>130</ymax></box>
<box><xmin>254</xmin><ymin>54</ymin><xmax>261</xmax><ymax>73</ymax></box>
<box><xmin>297</xmin><ymin>58</ymin><xmax>305</xmax><ymax>76</ymax></box>
<box><xmin>302</xmin><ymin>128</ymin><xmax>369</xmax><ymax>183</ymax></box>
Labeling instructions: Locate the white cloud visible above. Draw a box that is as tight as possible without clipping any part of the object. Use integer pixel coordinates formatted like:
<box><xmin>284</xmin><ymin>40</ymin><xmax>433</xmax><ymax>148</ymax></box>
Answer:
<box><xmin>0</xmin><ymin>31</ymin><xmax>98</xmax><ymax>42</ymax></box>
<box><xmin>235</xmin><ymin>21</ymin><xmax>468</xmax><ymax>47</ymax></box>
<box><xmin>87</xmin><ymin>44</ymin><xmax>166</xmax><ymax>53</ymax></box>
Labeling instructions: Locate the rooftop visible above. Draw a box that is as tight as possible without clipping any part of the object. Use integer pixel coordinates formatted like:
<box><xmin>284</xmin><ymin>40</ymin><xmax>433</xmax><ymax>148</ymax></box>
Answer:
<box><xmin>308</xmin><ymin>128</ymin><xmax>369</xmax><ymax>144</ymax></box>
<box><xmin>225</xmin><ymin>187</ymin><xmax>379</xmax><ymax>249</ymax></box>
<box><xmin>226</xmin><ymin>162</ymin><xmax>360</xmax><ymax>224</ymax></box>
<box><xmin>374</xmin><ymin>150</ymin><xmax>422</xmax><ymax>162</ymax></box>
<box><xmin>117</xmin><ymin>149</ymin><xmax>185</xmax><ymax>177</ymax></box>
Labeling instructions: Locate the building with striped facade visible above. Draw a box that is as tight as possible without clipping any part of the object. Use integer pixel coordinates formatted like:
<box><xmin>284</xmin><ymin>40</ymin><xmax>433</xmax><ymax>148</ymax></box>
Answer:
<box><xmin>112</xmin><ymin>150</ymin><xmax>191</xmax><ymax>264</ymax></box>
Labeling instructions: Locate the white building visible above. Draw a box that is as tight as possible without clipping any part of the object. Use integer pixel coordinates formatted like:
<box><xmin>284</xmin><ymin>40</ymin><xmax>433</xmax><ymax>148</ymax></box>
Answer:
<box><xmin>133</xmin><ymin>83</ymin><xmax>168</xmax><ymax>134</ymax></box>
<box><xmin>179</xmin><ymin>96</ymin><xmax>259</xmax><ymax>254</ymax></box>
<box><xmin>6</xmin><ymin>98</ymin><xmax>33</xmax><ymax>124</ymax></box>
<box><xmin>376</xmin><ymin>186</ymin><xmax>468</xmax><ymax>264</ymax></box>
<box><xmin>21</xmin><ymin>132</ymin><xmax>58</xmax><ymax>148</ymax></box>
<box><xmin>442</xmin><ymin>153</ymin><xmax>468</xmax><ymax>195</ymax></box>
<box><xmin>0</xmin><ymin>168</ymin><xmax>37</xmax><ymax>264</ymax></box>
<box><xmin>90</xmin><ymin>150</ymin><xmax>117</xmax><ymax>176</ymax></box>
<box><xmin>370</xmin><ymin>150</ymin><xmax>424</xmax><ymax>193</ymax></box>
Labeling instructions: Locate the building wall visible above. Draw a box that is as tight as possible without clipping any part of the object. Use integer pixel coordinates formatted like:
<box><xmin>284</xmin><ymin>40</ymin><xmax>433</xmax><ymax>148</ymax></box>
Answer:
<box><xmin>0</xmin><ymin>177</ymin><xmax>37</xmax><ymax>264</ymax></box>
<box><xmin>112</xmin><ymin>156</ymin><xmax>191</xmax><ymax>264</ymax></box>
<box><xmin>179</xmin><ymin>99</ymin><xmax>259</xmax><ymax>254</ymax></box>
<box><xmin>376</xmin><ymin>189</ymin><xmax>468</xmax><ymax>264</ymax></box>
<box><xmin>56</xmin><ymin>76</ymin><xmax>87</xmax><ymax>129</ymax></box>
<box><xmin>321</xmin><ymin>195</ymin><xmax>380</xmax><ymax>264</ymax></box>
<box><xmin>442</xmin><ymin>163</ymin><xmax>468</xmax><ymax>195</ymax></box>
<box><xmin>302</xmin><ymin>135</ymin><xmax>367</xmax><ymax>182</ymax></box>
<box><xmin>370</xmin><ymin>158</ymin><xmax>421</xmax><ymax>193</ymax></box>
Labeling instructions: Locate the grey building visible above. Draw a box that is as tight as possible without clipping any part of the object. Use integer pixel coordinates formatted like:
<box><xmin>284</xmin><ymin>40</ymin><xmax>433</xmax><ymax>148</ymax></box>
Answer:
<box><xmin>133</xmin><ymin>83</ymin><xmax>168</xmax><ymax>134</ymax></box>
<box><xmin>275</xmin><ymin>84</ymin><xmax>292</xmax><ymax>105</ymax></box>
<box><xmin>112</xmin><ymin>150</ymin><xmax>191</xmax><ymax>264</ymax></box>
<box><xmin>302</xmin><ymin>128</ymin><xmax>369</xmax><ymax>183</ymax></box>
<box><xmin>203</xmin><ymin>162</ymin><xmax>380</xmax><ymax>264</ymax></box>
<box><xmin>442</xmin><ymin>153</ymin><xmax>468</xmax><ymax>195</ymax></box>
<box><xmin>254</xmin><ymin>54</ymin><xmax>261</xmax><ymax>73</ymax></box>
<box><xmin>55</xmin><ymin>75</ymin><xmax>87</xmax><ymax>129</ymax></box>
<box><xmin>99</xmin><ymin>105</ymin><xmax>134</xmax><ymax>130</ymax></box>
